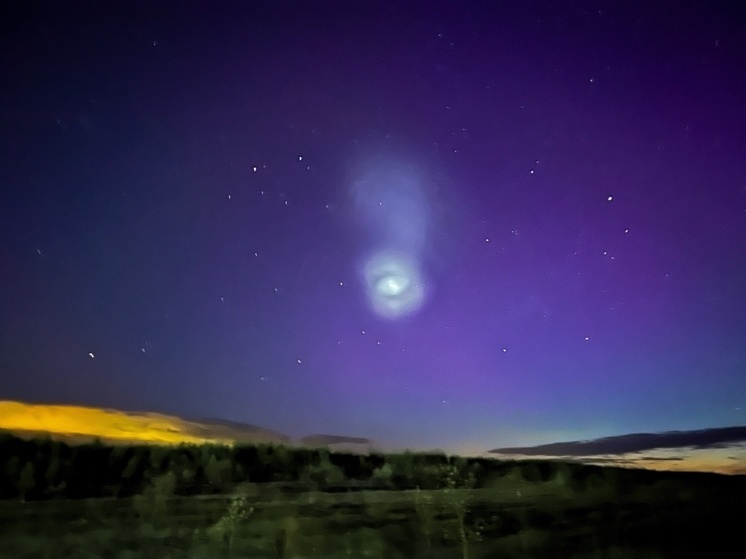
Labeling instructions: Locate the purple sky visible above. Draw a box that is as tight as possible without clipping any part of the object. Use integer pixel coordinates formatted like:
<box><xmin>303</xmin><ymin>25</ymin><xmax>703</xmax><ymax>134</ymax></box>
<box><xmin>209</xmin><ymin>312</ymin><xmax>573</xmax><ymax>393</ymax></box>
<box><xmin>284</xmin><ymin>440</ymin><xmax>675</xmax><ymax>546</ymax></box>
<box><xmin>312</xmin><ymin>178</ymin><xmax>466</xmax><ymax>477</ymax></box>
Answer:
<box><xmin>1</xmin><ymin>1</ymin><xmax>745</xmax><ymax>455</ymax></box>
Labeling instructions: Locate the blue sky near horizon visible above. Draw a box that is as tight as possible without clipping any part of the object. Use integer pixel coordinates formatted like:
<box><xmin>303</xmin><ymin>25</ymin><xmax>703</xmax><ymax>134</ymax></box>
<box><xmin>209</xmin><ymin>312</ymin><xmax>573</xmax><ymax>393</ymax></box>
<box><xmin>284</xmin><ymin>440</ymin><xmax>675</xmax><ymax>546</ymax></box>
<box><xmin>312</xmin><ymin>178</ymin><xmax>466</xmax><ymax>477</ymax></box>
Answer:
<box><xmin>1</xmin><ymin>1</ymin><xmax>745</xmax><ymax>463</ymax></box>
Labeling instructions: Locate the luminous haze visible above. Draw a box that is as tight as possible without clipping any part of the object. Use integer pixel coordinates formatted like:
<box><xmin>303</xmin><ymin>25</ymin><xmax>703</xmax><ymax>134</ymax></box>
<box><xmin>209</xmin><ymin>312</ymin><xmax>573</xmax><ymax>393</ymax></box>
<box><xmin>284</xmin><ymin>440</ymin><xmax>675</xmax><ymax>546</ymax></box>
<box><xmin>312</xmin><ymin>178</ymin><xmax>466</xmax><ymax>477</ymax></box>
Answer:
<box><xmin>352</xmin><ymin>160</ymin><xmax>433</xmax><ymax>319</ymax></box>
<box><xmin>1</xmin><ymin>1</ymin><xmax>745</xmax><ymax>471</ymax></box>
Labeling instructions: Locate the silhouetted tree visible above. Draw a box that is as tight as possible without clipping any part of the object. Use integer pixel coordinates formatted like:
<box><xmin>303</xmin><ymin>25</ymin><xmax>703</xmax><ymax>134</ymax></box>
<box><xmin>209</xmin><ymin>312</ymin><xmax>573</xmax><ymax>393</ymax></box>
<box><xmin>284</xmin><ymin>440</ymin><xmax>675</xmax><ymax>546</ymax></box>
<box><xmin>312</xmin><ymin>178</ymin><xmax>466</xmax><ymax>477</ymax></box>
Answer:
<box><xmin>370</xmin><ymin>463</ymin><xmax>394</xmax><ymax>488</ymax></box>
<box><xmin>42</xmin><ymin>441</ymin><xmax>63</xmax><ymax>497</ymax></box>
<box><xmin>299</xmin><ymin>452</ymin><xmax>345</xmax><ymax>489</ymax></box>
<box><xmin>204</xmin><ymin>454</ymin><xmax>232</xmax><ymax>490</ymax></box>
<box><xmin>17</xmin><ymin>461</ymin><xmax>35</xmax><ymax>502</ymax></box>
<box><xmin>4</xmin><ymin>455</ymin><xmax>21</xmax><ymax>499</ymax></box>
<box><xmin>120</xmin><ymin>447</ymin><xmax>148</xmax><ymax>497</ymax></box>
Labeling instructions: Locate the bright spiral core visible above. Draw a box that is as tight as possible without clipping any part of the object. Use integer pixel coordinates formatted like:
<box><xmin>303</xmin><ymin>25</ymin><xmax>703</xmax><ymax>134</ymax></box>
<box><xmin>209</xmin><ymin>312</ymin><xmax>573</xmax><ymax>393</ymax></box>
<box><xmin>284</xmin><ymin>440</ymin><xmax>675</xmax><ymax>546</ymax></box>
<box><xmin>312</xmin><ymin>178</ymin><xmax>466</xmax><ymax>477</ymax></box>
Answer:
<box><xmin>363</xmin><ymin>251</ymin><xmax>424</xmax><ymax>319</ymax></box>
<box><xmin>378</xmin><ymin>274</ymin><xmax>408</xmax><ymax>296</ymax></box>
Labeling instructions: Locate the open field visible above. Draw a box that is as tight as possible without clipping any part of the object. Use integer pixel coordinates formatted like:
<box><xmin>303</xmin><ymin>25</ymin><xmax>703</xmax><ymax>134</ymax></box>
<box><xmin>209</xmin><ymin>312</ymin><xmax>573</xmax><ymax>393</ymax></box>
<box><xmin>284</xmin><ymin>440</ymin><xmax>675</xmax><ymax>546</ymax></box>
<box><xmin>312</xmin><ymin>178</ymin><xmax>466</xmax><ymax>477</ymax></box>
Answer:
<box><xmin>1</xmin><ymin>432</ymin><xmax>743</xmax><ymax>557</ymax></box>
<box><xmin>1</xmin><ymin>471</ymin><xmax>744</xmax><ymax>559</ymax></box>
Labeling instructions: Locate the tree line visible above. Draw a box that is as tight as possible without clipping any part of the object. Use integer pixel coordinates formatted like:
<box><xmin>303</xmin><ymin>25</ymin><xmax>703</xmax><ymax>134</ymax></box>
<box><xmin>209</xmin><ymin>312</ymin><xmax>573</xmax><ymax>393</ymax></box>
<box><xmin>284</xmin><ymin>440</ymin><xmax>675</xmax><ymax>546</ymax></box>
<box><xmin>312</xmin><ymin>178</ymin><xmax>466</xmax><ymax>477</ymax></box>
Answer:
<box><xmin>0</xmin><ymin>432</ymin><xmax>487</xmax><ymax>500</ymax></box>
<box><xmin>0</xmin><ymin>431</ymin><xmax>670</xmax><ymax>501</ymax></box>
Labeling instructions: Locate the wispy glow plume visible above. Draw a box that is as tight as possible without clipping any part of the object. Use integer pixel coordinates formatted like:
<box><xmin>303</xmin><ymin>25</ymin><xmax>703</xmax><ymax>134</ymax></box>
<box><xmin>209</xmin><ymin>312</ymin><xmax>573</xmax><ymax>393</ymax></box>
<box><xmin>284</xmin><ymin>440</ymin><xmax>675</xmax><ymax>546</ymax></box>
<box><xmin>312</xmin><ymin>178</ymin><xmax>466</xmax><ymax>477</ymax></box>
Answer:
<box><xmin>350</xmin><ymin>161</ymin><xmax>432</xmax><ymax>319</ymax></box>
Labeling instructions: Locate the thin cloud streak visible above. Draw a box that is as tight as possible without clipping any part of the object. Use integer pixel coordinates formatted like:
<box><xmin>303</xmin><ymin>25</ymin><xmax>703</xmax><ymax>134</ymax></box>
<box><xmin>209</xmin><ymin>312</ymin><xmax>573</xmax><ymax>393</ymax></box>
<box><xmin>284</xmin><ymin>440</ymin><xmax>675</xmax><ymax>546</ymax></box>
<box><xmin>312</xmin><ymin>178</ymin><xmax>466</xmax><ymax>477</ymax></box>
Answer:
<box><xmin>488</xmin><ymin>426</ymin><xmax>746</xmax><ymax>457</ymax></box>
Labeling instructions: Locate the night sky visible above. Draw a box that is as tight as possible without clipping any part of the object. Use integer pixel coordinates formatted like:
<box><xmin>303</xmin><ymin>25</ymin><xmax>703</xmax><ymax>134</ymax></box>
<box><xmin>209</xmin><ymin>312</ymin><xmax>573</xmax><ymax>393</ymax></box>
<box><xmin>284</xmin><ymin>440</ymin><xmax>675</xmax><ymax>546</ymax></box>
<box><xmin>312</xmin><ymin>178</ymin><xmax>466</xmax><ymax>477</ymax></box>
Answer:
<box><xmin>2</xmin><ymin>1</ymin><xmax>745</xmax><ymax>457</ymax></box>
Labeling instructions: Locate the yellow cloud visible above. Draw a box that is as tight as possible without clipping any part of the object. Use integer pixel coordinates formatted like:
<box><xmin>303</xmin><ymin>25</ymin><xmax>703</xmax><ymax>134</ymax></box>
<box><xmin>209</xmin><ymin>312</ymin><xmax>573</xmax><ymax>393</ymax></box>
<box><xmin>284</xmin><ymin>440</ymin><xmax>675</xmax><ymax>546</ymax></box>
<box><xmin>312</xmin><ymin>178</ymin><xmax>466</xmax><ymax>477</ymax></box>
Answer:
<box><xmin>0</xmin><ymin>400</ymin><xmax>230</xmax><ymax>446</ymax></box>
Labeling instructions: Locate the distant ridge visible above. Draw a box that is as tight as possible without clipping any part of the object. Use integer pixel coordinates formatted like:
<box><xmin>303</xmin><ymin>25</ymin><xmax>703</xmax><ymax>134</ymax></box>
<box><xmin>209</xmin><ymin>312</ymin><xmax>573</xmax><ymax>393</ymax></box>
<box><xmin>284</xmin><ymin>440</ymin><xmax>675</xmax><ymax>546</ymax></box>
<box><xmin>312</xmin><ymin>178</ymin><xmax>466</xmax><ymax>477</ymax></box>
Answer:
<box><xmin>300</xmin><ymin>434</ymin><xmax>373</xmax><ymax>451</ymax></box>
<box><xmin>488</xmin><ymin>426</ymin><xmax>746</xmax><ymax>457</ymax></box>
<box><xmin>487</xmin><ymin>425</ymin><xmax>746</xmax><ymax>475</ymax></box>
<box><xmin>191</xmin><ymin>417</ymin><xmax>292</xmax><ymax>444</ymax></box>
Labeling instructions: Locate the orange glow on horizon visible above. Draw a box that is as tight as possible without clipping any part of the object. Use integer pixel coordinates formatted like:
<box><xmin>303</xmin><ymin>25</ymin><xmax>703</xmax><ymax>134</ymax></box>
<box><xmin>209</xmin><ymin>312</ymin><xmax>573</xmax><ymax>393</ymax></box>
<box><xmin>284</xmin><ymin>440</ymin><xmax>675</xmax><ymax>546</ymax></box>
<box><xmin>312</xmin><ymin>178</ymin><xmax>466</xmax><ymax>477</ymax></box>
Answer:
<box><xmin>0</xmin><ymin>400</ymin><xmax>230</xmax><ymax>446</ymax></box>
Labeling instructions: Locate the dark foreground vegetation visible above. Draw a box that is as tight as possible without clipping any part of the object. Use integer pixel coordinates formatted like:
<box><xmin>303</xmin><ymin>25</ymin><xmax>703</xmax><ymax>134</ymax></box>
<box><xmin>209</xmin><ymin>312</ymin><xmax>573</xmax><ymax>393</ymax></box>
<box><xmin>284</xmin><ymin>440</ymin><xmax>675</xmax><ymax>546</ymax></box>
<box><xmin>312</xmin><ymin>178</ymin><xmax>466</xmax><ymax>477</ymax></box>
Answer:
<box><xmin>0</xmin><ymin>431</ymin><xmax>743</xmax><ymax>558</ymax></box>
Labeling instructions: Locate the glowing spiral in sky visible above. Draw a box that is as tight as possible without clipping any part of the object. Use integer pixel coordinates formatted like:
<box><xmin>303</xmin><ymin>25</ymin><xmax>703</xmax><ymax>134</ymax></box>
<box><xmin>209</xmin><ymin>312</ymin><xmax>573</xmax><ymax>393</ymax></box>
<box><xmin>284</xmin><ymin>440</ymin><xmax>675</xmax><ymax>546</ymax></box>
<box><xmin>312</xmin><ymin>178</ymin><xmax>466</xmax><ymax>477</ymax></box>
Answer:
<box><xmin>362</xmin><ymin>250</ymin><xmax>425</xmax><ymax>319</ymax></box>
<box><xmin>350</xmin><ymin>161</ymin><xmax>432</xmax><ymax>319</ymax></box>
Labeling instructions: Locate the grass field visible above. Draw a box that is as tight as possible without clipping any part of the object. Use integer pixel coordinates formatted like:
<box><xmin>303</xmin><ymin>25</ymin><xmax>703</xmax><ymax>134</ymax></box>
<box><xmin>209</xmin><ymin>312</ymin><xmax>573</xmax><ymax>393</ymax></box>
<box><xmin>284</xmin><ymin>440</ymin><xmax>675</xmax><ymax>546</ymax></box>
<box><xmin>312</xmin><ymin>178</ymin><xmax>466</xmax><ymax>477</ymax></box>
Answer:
<box><xmin>1</xmin><ymin>468</ymin><xmax>743</xmax><ymax>559</ymax></box>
